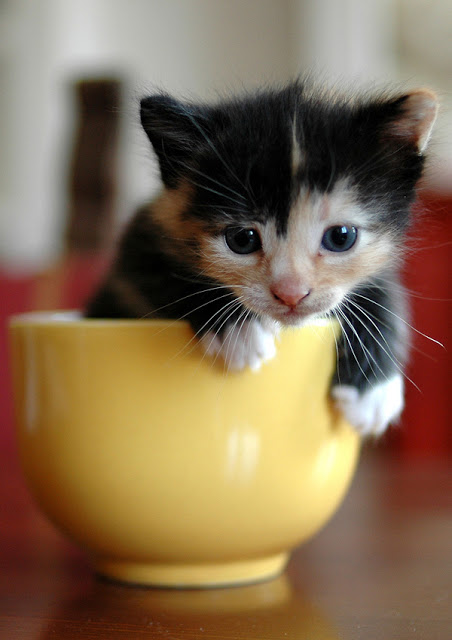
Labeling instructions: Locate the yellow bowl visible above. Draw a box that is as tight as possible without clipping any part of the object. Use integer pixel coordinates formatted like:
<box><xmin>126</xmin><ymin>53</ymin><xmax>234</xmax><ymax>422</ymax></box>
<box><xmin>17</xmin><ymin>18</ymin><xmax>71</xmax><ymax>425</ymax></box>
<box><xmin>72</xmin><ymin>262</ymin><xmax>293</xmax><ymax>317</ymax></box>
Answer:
<box><xmin>9</xmin><ymin>311</ymin><xmax>359</xmax><ymax>588</ymax></box>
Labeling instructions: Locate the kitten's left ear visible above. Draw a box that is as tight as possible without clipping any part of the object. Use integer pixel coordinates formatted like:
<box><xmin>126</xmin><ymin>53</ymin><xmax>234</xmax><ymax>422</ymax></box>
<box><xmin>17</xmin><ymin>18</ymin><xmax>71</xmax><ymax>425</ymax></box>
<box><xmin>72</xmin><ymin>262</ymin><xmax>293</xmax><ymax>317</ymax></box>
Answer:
<box><xmin>388</xmin><ymin>89</ymin><xmax>439</xmax><ymax>153</ymax></box>
<box><xmin>140</xmin><ymin>94</ymin><xmax>208</xmax><ymax>188</ymax></box>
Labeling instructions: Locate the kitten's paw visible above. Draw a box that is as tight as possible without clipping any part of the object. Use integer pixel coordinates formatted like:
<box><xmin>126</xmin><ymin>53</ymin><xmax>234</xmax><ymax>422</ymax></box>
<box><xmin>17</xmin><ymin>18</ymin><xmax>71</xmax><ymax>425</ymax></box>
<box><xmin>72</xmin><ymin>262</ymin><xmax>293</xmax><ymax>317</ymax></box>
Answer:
<box><xmin>331</xmin><ymin>375</ymin><xmax>404</xmax><ymax>437</ymax></box>
<box><xmin>200</xmin><ymin>320</ymin><xmax>277</xmax><ymax>371</ymax></box>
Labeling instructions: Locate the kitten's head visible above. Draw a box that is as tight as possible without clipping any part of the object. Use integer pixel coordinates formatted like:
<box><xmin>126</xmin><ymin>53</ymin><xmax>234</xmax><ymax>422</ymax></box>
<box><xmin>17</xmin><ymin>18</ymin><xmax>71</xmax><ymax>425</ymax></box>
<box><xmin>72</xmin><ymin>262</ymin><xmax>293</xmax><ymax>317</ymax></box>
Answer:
<box><xmin>140</xmin><ymin>82</ymin><xmax>438</xmax><ymax>326</ymax></box>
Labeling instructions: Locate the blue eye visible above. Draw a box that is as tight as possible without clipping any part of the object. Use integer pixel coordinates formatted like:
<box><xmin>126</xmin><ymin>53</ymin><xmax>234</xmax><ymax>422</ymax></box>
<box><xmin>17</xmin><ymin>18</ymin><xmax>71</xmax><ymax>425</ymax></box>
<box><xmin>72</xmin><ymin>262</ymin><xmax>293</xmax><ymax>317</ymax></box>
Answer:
<box><xmin>225</xmin><ymin>227</ymin><xmax>262</xmax><ymax>254</ymax></box>
<box><xmin>321</xmin><ymin>225</ymin><xmax>358</xmax><ymax>252</ymax></box>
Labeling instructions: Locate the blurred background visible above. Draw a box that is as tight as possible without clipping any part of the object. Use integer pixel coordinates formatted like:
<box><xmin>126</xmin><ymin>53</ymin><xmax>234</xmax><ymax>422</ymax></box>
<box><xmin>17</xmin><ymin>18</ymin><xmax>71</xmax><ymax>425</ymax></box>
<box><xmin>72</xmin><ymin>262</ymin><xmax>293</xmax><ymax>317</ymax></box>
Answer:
<box><xmin>1</xmin><ymin>0</ymin><xmax>450</xmax><ymax>455</ymax></box>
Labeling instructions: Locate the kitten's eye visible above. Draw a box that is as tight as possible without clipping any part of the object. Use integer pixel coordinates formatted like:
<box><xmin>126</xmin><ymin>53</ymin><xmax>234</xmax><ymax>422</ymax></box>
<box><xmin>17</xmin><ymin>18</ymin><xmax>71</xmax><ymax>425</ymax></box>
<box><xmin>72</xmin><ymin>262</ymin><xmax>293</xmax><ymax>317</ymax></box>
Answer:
<box><xmin>321</xmin><ymin>225</ymin><xmax>358</xmax><ymax>252</ymax></box>
<box><xmin>224</xmin><ymin>227</ymin><xmax>262</xmax><ymax>254</ymax></box>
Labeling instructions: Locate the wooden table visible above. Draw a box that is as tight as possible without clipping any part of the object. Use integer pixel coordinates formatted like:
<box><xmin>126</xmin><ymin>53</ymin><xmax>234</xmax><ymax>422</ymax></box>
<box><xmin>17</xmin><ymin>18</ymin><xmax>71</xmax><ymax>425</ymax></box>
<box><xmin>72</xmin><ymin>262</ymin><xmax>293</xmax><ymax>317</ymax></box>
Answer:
<box><xmin>1</xmin><ymin>447</ymin><xmax>451</xmax><ymax>639</ymax></box>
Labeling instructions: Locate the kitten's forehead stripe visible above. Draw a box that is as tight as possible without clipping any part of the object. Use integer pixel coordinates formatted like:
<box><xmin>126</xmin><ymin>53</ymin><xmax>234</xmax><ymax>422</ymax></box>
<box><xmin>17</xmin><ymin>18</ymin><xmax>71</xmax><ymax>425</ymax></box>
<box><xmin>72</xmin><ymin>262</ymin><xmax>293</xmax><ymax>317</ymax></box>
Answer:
<box><xmin>291</xmin><ymin>114</ymin><xmax>304</xmax><ymax>177</ymax></box>
<box><xmin>319</xmin><ymin>195</ymin><xmax>330</xmax><ymax>222</ymax></box>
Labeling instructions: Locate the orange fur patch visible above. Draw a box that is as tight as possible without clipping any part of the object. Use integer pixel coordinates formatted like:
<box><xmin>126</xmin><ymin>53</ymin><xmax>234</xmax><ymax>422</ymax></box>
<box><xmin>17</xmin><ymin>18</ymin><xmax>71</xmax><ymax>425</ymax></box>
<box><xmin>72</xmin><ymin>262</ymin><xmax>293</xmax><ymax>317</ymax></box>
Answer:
<box><xmin>149</xmin><ymin>183</ymin><xmax>208</xmax><ymax>266</ymax></box>
<box><xmin>150</xmin><ymin>183</ymin><xmax>195</xmax><ymax>238</ymax></box>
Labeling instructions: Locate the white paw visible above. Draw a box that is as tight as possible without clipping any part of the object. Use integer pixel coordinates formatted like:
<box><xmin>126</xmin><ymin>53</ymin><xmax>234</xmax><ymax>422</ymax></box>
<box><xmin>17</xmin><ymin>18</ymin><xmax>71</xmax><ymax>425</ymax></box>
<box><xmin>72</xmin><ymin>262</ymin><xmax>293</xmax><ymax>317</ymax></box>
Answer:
<box><xmin>331</xmin><ymin>375</ymin><xmax>404</xmax><ymax>437</ymax></box>
<box><xmin>200</xmin><ymin>319</ymin><xmax>277</xmax><ymax>371</ymax></box>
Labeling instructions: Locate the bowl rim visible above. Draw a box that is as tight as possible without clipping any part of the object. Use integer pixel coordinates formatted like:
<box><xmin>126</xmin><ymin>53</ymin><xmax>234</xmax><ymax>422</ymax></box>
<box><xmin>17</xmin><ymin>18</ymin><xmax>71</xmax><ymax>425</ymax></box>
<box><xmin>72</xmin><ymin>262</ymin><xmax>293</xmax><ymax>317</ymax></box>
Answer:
<box><xmin>9</xmin><ymin>310</ymin><xmax>338</xmax><ymax>330</ymax></box>
<box><xmin>9</xmin><ymin>310</ymin><xmax>180</xmax><ymax>329</ymax></box>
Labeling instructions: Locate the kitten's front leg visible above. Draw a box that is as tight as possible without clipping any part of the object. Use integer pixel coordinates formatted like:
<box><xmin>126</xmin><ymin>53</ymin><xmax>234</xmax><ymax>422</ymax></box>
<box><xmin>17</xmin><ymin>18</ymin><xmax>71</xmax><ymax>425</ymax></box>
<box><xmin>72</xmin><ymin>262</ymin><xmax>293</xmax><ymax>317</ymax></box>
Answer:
<box><xmin>199</xmin><ymin>317</ymin><xmax>278</xmax><ymax>371</ymax></box>
<box><xmin>185</xmin><ymin>285</ymin><xmax>278</xmax><ymax>371</ymax></box>
<box><xmin>331</xmin><ymin>279</ymin><xmax>408</xmax><ymax>437</ymax></box>
<box><xmin>331</xmin><ymin>377</ymin><xmax>404</xmax><ymax>437</ymax></box>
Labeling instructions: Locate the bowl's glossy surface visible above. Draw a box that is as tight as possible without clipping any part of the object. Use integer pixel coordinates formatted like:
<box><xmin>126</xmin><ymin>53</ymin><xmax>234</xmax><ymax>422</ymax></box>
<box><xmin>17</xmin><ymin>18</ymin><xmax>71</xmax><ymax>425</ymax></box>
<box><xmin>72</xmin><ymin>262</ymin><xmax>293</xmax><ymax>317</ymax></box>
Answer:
<box><xmin>9</xmin><ymin>312</ymin><xmax>359</xmax><ymax>587</ymax></box>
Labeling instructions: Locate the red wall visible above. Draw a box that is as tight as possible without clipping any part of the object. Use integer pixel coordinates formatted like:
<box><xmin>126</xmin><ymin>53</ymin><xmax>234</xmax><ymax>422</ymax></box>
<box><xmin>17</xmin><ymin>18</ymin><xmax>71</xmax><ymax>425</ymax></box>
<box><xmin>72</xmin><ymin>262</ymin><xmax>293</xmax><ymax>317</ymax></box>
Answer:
<box><xmin>391</xmin><ymin>193</ymin><xmax>452</xmax><ymax>456</ymax></box>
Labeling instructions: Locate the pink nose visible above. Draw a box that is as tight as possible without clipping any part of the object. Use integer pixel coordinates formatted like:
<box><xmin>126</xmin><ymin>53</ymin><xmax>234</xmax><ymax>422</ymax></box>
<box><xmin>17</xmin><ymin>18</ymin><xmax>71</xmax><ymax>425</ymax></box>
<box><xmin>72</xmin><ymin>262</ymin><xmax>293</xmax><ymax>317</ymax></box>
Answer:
<box><xmin>271</xmin><ymin>282</ymin><xmax>311</xmax><ymax>308</ymax></box>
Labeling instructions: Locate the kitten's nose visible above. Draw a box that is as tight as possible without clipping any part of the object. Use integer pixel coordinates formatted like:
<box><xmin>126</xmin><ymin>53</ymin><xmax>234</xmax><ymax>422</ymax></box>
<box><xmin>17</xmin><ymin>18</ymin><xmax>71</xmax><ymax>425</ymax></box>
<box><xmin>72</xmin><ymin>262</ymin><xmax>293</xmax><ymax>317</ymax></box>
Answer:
<box><xmin>271</xmin><ymin>281</ymin><xmax>311</xmax><ymax>308</ymax></box>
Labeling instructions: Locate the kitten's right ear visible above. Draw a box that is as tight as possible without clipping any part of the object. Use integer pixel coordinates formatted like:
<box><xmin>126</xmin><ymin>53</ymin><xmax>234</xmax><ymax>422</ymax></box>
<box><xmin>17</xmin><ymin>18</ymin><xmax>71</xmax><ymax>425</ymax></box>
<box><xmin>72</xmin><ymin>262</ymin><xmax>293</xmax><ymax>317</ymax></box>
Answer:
<box><xmin>140</xmin><ymin>94</ymin><xmax>207</xmax><ymax>188</ymax></box>
<box><xmin>384</xmin><ymin>88</ymin><xmax>439</xmax><ymax>153</ymax></box>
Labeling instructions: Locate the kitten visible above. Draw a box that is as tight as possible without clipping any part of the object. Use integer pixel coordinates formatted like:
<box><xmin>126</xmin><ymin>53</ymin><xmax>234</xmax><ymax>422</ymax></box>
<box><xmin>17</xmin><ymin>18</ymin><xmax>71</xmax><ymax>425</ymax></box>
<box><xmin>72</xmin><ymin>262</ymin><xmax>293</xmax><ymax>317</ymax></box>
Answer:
<box><xmin>85</xmin><ymin>80</ymin><xmax>438</xmax><ymax>437</ymax></box>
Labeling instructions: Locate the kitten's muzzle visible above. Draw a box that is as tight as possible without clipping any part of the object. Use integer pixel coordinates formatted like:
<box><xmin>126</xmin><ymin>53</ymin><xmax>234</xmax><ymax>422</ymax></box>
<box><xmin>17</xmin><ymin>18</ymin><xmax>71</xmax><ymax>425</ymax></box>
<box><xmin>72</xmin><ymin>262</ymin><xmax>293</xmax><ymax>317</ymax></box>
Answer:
<box><xmin>270</xmin><ymin>282</ymin><xmax>311</xmax><ymax>309</ymax></box>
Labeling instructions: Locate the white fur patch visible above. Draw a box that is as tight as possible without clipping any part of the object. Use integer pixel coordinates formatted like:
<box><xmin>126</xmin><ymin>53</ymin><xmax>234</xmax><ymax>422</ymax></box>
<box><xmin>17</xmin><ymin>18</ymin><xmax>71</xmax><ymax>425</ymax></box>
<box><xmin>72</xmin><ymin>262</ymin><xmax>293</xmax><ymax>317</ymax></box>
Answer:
<box><xmin>331</xmin><ymin>375</ymin><xmax>404</xmax><ymax>437</ymax></box>
<box><xmin>200</xmin><ymin>319</ymin><xmax>277</xmax><ymax>371</ymax></box>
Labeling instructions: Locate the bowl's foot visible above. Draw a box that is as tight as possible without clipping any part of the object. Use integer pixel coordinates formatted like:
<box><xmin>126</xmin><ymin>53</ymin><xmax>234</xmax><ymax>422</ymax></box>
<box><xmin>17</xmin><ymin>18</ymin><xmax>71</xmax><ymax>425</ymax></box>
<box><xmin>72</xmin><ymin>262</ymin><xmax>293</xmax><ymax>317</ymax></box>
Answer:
<box><xmin>94</xmin><ymin>552</ymin><xmax>289</xmax><ymax>588</ymax></box>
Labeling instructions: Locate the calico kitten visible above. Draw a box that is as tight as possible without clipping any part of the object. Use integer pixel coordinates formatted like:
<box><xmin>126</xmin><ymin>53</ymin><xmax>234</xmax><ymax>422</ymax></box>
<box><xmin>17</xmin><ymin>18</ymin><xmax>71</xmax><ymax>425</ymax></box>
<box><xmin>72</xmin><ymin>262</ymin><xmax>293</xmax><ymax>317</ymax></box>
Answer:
<box><xmin>86</xmin><ymin>80</ymin><xmax>438</xmax><ymax>437</ymax></box>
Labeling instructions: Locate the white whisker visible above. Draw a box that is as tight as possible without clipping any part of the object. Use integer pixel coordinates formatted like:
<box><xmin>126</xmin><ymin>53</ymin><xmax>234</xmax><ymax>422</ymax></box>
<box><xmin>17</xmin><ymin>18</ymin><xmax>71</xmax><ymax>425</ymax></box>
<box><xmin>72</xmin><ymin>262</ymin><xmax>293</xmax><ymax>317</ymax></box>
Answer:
<box><xmin>325</xmin><ymin>313</ymin><xmax>341</xmax><ymax>384</ymax></box>
<box><xmin>186</xmin><ymin>164</ymin><xmax>248</xmax><ymax>203</ymax></box>
<box><xmin>343</xmin><ymin>297</ymin><xmax>405</xmax><ymax>369</ymax></box>
<box><xmin>341</xmin><ymin>298</ymin><xmax>421</xmax><ymax>392</ymax></box>
<box><xmin>333</xmin><ymin>308</ymin><xmax>372</xmax><ymax>387</ymax></box>
<box><xmin>187</xmin><ymin>178</ymin><xmax>247</xmax><ymax>208</ymax></box>
<box><xmin>169</xmin><ymin>296</ymin><xmax>246</xmax><ymax>363</ymax></box>
<box><xmin>222</xmin><ymin>307</ymin><xmax>251</xmax><ymax>373</ymax></box>
<box><xmin>335</xmin><ymin>305</ymin><xmax>380</xmax><ymax>382</ymax></box>
<box><xmin>352</xmin><ymin>292</ymin><xmax>445</xmax><ymax>348</ymax></box>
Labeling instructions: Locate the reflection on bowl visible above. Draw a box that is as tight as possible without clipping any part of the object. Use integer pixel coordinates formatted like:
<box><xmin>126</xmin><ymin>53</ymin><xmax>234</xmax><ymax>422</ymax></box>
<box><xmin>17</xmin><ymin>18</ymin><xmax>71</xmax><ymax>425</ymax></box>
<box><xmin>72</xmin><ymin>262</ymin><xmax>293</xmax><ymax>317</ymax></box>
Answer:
<box><xmin>9</xmin><ymin>311</ymin><xmax>359</xmax><ymax>587</ymax></box>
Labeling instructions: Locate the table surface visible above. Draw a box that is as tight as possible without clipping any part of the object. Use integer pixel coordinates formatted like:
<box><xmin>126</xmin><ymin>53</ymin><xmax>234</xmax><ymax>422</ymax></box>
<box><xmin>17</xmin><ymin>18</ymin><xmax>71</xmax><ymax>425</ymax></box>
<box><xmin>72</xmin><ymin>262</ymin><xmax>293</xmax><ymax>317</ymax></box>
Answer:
<box><xmin>1</xmin><ymin>447</ymin><xmax>451</xmax><ymax>640</ymax></box>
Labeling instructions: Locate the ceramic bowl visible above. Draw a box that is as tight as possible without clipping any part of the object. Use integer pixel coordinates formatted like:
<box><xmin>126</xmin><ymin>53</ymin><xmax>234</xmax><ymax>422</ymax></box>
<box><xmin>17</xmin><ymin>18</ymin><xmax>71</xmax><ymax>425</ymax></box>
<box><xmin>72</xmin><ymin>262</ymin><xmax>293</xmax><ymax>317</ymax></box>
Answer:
<box><xmin>9</xmin><ymin>311</ymin><xmax>359</xmax><ymax>587</ymax></box>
